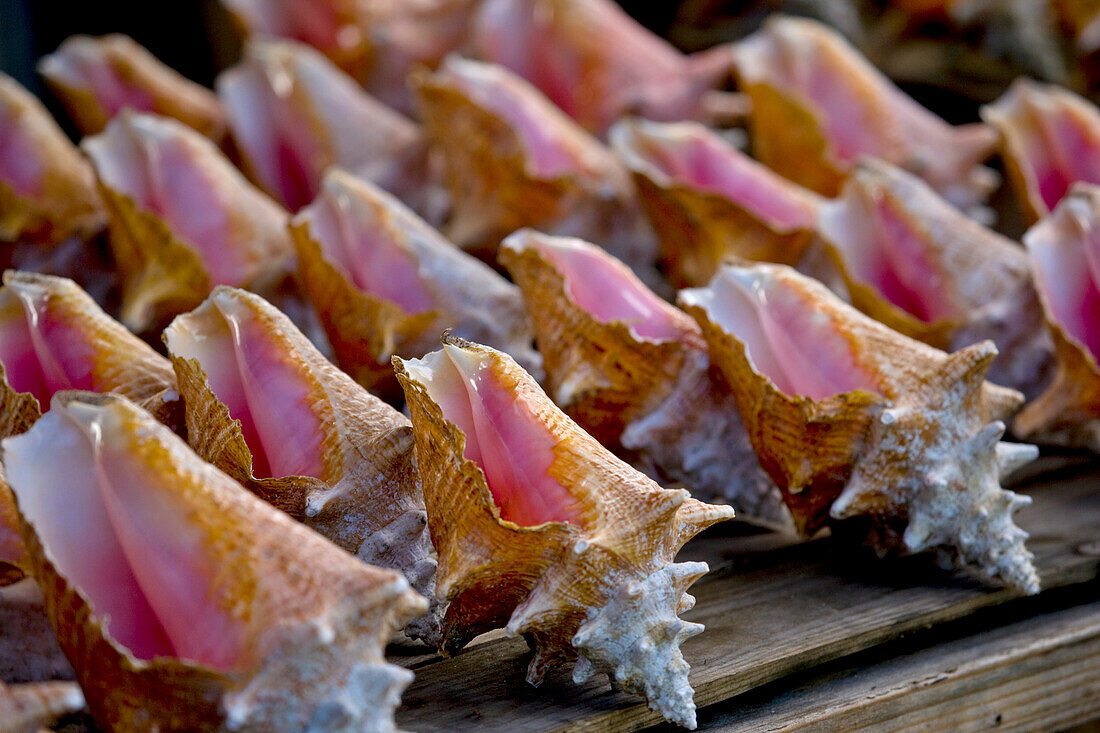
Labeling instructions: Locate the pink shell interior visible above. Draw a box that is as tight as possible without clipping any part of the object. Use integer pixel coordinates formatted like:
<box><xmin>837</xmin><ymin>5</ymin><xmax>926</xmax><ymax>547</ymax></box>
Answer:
<box><xmin>223</xmin><ymin>0</ymin><xmax>346</xmax><ymax>56</ymax></box>
<box><xmin>5</xmin><ymin>403</ymin><xmax>245</xmax><ymax>669</ymax></box>
<box><xmin>683</xmin><ymin>265</ymin><xmax>874</xmax><ymax>400</ymax></box>
<box><xmin>508</xmin><ymin>230</ymin><xmax>690</xmax><ymax>343</ymax></box>
<box><xmin>1026</xmin><ymin>188</ymin><xmax>1100</xmax><ymax>359</ymax></box>
<box><xmin>615</xmin><ymin>120</ymin><xmax>821</xmax><ymax>230</ymax></box>
<box><xmin>409</xmin><ymin>343</ymin><xmax>583</xmax><ymax>527</ymax></box>
<box><xmin>164</xmin><ymin>288</ymin><xmax>326</xmax><ymax>480</ymax></box>
<box><xmin>83</xmin><ymin>114</ymin><xmax>251</xmax><ymax>285</ymax></box>
<box><xmin>296</xmin><ymin>175</ymin><xmax>434</xmax><ymax>314</ymax></box>
<box><xmin>0</xmin><ymin>285</ymin><xmax>94</xmax><ymax>408</ymax></box>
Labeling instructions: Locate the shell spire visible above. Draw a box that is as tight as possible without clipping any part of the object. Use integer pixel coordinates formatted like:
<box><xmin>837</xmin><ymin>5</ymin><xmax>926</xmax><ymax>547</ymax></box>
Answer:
<box><xmin>0</xmin><ymin>73</ymin><xmax>104</xmax><ymax>245</ymax></box>
<box><xmin>680</xmin><ymin>263</ymin><xmax>1039</xmax><ymax>594</ymax></box>
<box><xmin>1016</xmin><ymin>183</ymin><xmax>1100</xmax><ymax>451</ymax></box>
<box><xmin>732</xmin><ymin>16</ymin><xmax>997</xmax><ymax>210</ymax></box>
<box><xmin>217</xmin><ymin>39</ymin><xmax>442</xmax><ymax>218</ymax></box>
<box><xmin>290</xmin><ymin>168</ymin><xmax>540</xmax><ymax>401</ymax></box>
<box><xmin>470</xmin><ymin>0</ymin><xmax>742</xmax><ymax>135</ymax></box>
<box><xmin>164</xmin><ymin>285</ymin><xmax>442</xmax><ymax>643</ymax></box>
<box><xmin>82</xmin><ymin>111</ymin><xmax>293</xmax><ymax>333</ymax></box>
<box><xmin>413</xmin><ymin>56</ymin><xmax>659</xmax><ymax>283</ymax></box>
<box><xmin>394</xmin><ymin>335</ymin><xmax>733</xmax><ymax>728</ymax></box>
<box><xmin>4</xmin><ymin>391</ymin><xmax>427</xmax><ymax>731</ymax></box>
<box><xmin>499</xmin><ymin>229</ymin><xmax>784</xmax><ymax>520</ymax></box>
<box><xmin>38</xmin><ymin>34</ymin><xmax>227</xmax><ymax>141</ymax></box>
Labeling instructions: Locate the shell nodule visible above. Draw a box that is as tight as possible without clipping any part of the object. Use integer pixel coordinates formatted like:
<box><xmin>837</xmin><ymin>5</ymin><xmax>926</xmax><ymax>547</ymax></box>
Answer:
<box><xmin>3</xmin><ymin>391</ymin><xmax>427</xmax><ymax>732</ymax></box>
<box><xmin>394</xmin><ymin>335</ymin><xmax>734</xmax><ymax>728</ymax></box>
<box><xmin>680</xmin><ymin>263</ymin><xmax>1039</xmax><ymax>595</ymax></box>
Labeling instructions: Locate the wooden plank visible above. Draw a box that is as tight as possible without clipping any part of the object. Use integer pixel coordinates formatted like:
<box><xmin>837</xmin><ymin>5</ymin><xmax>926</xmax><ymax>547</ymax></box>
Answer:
<box><xmin>691</xmin><ymin>593</ymin><xmax>1100</xmax><ymax>732</ymax></box>
<box><xmin>396</xmin><ymin>458</ymin><xmax>1100</xmax><ymax>732</ymax></box>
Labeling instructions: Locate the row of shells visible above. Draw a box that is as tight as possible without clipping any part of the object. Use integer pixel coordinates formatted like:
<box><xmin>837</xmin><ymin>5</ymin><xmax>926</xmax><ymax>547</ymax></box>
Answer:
<box><xmin>2</xmin><ymin>2</ymin><xmax>1100</xmax><ymax>731</ymax></box>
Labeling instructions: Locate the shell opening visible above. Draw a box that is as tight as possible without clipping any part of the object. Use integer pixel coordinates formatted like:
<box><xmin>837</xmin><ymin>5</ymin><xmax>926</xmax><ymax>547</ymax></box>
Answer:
<box><xmin>39</xmin><ymin>36</ymin><xmax>157</xmax><ymax>123</ymax></box>
<box><xmin>612</xmin><ymin>119</ymin><xmax>819</xmax><ymax>230</ymax></box>
<box><xmin>504</xmin><ymin>230</ymin><xmax>687</xmax><ymax>343</ymax></box>
<box><xmin>0</xmin><ymin>84</ymin><xmax>47</xmax><ymax>198</ymax></box>
<box><xmin>164</xmin><ymin>288</ymin><xmax>326</xmax><ymax>480</ymax></box>
<box><xmin>295</xmin><ymin>171</ymin><xmax>434</xmax><ymax>314</ymax></box>
<box><xmin>682</xmin><ymin>265</ymin><xmax>876</xmax><ymax>400</ymax></box>
<box><xmin>3</xmin><ymin>396</ymin><xmax>247</xmax><ymax>670</ymax></box>
<box><xmin>1025</xmin><ymin>185</ymin><xmax>1100</xmax><ymax>360</ymax></box>
<box><xmin>404</xmin><ymin>342</ymin><xmax>584</xmax><ymax>527</ymax></box>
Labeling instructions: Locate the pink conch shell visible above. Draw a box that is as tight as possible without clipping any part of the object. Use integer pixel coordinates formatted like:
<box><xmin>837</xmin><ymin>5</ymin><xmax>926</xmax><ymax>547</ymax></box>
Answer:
<box><xmin>0</xmin><ymin>271</ymin><xmax>178</xmax><ymax>426</ymax></box>
<box><xmin>0</xmin><ymin>680</ymin><xmax>85</xmax><ymax>733</ymax></box>
<box><xmin>291</xmin><ymin>168</ymin><xmax>539</xmax><ymax>401</ymax></box>
<box><xmin>499</xmin><ymin>229</ymin><xmax>784</xmax><ymax>522</ymax></box>
<box><xmin>470</xmin><ymin>0</ymin><xmax>743</xmax><ymax>135</ymax></box>
<box><xmin>217</xmin><ymin>39</ymin><xmax>442</xmax><ymax>218</ymax></box>
<box><xmin>164</xmin><ymin>285</ymin><xmax>441</xmax><ymax>642</ymax></box>
<box><xmin>38</xmin><ymin>34</ymin><xmax>227</xmax><ymax>141</ymax></box>
<box><xmin>732</xmin><ymin>16</ymin><xmax>998</xmax><ymax>209</ymax></box>
<box><xmin>413</xmin><ymin>56</ymin><xmax>659</xmax><ymax>281</ymax></box>
<box><xmin>4</xmin><ymin>391</ymin><xmax>427</xmax><ymax>731</ymax></box>
<box><xmin>610</xmin><ymin>118</ymin><xmax>826</xmax><ymax>288</ymax></box>
<box><xmin>1016</xmin><ymin>183</ymin><xmax>1100</xmax><ymax>450</ymax></box>
<box><xmin>0</xmin><ymin>73</ymin><xmax>104</xmax><ymax>245</ymax></box>
<box><xmin>816</xmin><ymin>158</ymin><xmax>1054</xmax><ymax>399</ymax></box>
<box><xmin>680</xmin><ymin>264</ymin><xmax>1040</xmax><ymax>594</ymax></box>
<box><xmin>219</xmin><ymin>0</ymin><xmax>478</xmax><ymax>115</ymax></box>
<box><xmin>83</xmin><ymin>111</ymin><xmax>293</xmax><ymax>333</ymax></box>
<box><xmin>394</xmin><ymin>336</ymin><xmax>734</xmax><ymax>728</ymax></box>
<box><xmin>981</xmin><ymin>78</ymin><xmax>1100</xmax><ymax>222</ymax></box>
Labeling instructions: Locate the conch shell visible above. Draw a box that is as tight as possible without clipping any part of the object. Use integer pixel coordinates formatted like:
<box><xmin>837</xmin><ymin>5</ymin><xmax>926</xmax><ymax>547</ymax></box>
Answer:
<box><xmin>815</xmin><ymin>158</ymin><xmax>1054</xmax><ymax>400</ymax></box>
<box><xmin>163</xmin><ymin>285</ymin><xmax>441</xmax><ymax>642</ymax></box>
<box><xmin>499</xmin><ymin>229</ymin><xmax>783</xmax><ymax>521</ymax></box>
<box><xmin>0</xmin><ymin>271</ymin><xmax>178</xmax><ymax>426</ymax></box>
<box><xmin>413</xmin><ymin>56</ymin><xmax>658</xmax><ymax>280</ymax></box>
<box><xmin>732</xmin><ymin>16</ymin><xmax>997</xmax><ymax>210</ymax></box>
<box><xmin>610</xmin><ymin>117</ymin><xmax>825</xmax><ymax>288</ymax></box>
<box><xmin>0</xmin><ymin>73</ymin><xmax>104</xmax><ymax>245</ymax></box>
<box><xmin>680</xmin><ymin>263</ymin><xmax>1040</xmax><ymax>594</ymax></box>
<box><xmin>38</xmin><ymin>34</ymin><xmax>227</xmax><ymax>141</ymax></box>
<box><xmin>4</xmin><ymin>390</ymin><xmax>427</xmax><ymax>731</ymax></box>
<box><xmin>981</xmin><ymin>78</ymin><xmax>1100</xmax><ymax>222</ymax></box>
<box><xmin>217</xmin><ymin>39</ymin><xmax>441</xmax><ymax>218</ymax></box>
<box><xmin>0</xmin><ymin>680</ymin><xmax>85</xmax><ymax>733</ymax></box>
<box><xmin>470</xmin><ymin>0</ymin><xmax>742</xmax><ymax>135</ymax></box>
<box><xmin>290</xmin><ymin>168</ymin><xmax>539</xmax><ymax>400</ymax></box>
<box><xmin>219</xmin><ymin>0</ymin><xmax>478</xmax><ymax>115</ymax></box>
<box><xmin>1055</xmin><ymin>0</ymin><xmax>1100</xmax><ymax>53</ymax></box>
<box><xmin>83</xmin><ymin>111</ymin><xmax>293</xmax><ymax>333</ymax></box>
<box><xmin>1016</xmin><ymin>183</ymin><xmax>1100</xmax><ymax>450</ymax></box>
<box><xmin>394</xmin><ymin>335</ymin><xmax>734</xmax><ymax>728</ymax></box>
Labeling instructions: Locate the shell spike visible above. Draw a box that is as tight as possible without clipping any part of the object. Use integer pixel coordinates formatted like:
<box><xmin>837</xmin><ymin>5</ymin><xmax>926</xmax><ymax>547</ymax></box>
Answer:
<box><xmin>570</xmin><ymin>562</ymin><xmax>710</xmax><ymax>730</ymax></box>
<box><xmin>997</xmin><ymin>441</ymin><xmax>1040</xmax><ymax>478</ymax></box>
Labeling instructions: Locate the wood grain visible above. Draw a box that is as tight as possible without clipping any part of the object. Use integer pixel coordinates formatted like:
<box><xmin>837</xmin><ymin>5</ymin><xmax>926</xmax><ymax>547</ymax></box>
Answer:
<box><xmin>396</xmin><ymin>458</ymin><xmax>1100</xmax><ymax>732</ymax></box>
<box><xmin>695</xmin><ymin>593</ymin><xmax>1100</xmax><ymax>732</ymax></box>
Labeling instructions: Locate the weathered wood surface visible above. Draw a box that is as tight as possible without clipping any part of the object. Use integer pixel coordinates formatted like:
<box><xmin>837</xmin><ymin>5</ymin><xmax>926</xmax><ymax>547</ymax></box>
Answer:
<box><xmin>691</xmin><ymin>591</ymin><xmax>1100</xmax><ymax>732</ymax></box>
<box><xmin>396</xmin><ymin>457</ymin><xmax>1100</xmax><ymax>732</ymax></box>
